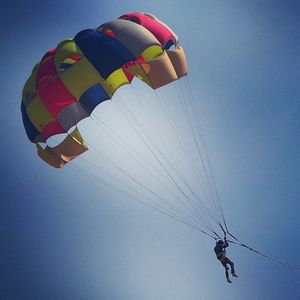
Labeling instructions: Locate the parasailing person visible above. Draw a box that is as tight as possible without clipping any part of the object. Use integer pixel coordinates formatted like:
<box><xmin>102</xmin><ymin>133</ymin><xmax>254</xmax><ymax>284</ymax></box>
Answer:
<box><xmin>214</xmin><ymin>237</ymin><xmax>238</xmax><ymax>283</ymax></box>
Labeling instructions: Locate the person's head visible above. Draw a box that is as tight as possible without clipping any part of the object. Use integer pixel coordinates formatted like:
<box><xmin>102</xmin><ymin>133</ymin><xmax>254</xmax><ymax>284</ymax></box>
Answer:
<box><xmin>217</xmin><ymin>240</ymin><xmax>224</xmax><ymax>246</ymax></box>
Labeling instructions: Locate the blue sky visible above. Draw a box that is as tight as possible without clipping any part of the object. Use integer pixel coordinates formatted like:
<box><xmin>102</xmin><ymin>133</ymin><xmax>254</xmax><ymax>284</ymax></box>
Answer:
<box><xmin>1</xmin><ymin>1</ymin><xmax>300</xmax><ymax>299</ymax></box>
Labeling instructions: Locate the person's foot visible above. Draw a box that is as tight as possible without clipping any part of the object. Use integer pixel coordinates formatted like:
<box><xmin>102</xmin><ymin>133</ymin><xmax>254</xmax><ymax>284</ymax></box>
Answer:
<box><xmin>232</xmin><ymin>274</ymin><xmax>238</xmax><ymax>278</ymax></box>
<box><xmin>227</xmin><ymin>278</ymin><xmax>232</xmax><ymax>283</ymax></box>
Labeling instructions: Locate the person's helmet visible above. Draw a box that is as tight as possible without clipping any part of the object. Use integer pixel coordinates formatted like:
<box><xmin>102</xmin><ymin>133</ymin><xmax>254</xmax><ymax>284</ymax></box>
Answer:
<box><xmin>217</xmin><ymin>240</ymin><xmax>224</xmax><ymax>245</ymax></box>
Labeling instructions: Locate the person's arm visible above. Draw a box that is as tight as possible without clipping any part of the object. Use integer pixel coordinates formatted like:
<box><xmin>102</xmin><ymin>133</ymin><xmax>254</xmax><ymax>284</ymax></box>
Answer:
<box><xmin>224</xmin><ymin>239</ymin><xmax>229</xmax><ymax>248</ymax></box>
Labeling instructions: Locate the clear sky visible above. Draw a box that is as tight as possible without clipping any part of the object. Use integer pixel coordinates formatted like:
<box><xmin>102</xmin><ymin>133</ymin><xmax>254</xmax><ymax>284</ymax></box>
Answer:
<box><xmin>1</xmin><ymin>0</ymin><xmax>300</xmax><ymax>299</ymax></box>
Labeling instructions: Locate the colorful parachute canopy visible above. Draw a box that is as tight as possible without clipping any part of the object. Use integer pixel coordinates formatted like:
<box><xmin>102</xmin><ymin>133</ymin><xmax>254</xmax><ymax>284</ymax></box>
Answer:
<box><xmin>21</xmin><ymin>12</ymin><xmax>188</xmax><ymax>168</ymax></box>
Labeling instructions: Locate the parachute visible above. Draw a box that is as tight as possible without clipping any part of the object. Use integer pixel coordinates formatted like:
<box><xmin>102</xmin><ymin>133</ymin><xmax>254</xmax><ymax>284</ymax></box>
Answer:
<box><xmin>21</xmin><ymin>12</ymin><xmax>187</xmax><ymax>168</ymax></box>
<box><xmin>21</xmin><ymin>12</ymin><xmax>297</xmax><ymax>272</ymax></box>
<box><xmin>20</xmin><ymin>11</ymin><xmax>231</xmax><ymax>241</ymax></box>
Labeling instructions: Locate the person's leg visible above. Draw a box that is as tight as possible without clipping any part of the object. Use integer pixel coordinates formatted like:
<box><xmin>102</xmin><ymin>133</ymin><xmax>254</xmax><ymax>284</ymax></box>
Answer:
<box><xmin>225</xmin><ymin>258</ymin><xmax>237</xmax><ymax>276</ymax></box>
<box><xmin>222</xmin><ymin>262</ymin><xmax>231</xmax><ymax>283</ymax></box>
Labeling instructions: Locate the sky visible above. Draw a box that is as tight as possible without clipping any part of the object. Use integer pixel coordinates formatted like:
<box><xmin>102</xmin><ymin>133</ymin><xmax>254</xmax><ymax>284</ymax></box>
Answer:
<box><xmin>1</xmin><ymin>0</ymin><xmax>300</xmax><ymax>299</ymax></box>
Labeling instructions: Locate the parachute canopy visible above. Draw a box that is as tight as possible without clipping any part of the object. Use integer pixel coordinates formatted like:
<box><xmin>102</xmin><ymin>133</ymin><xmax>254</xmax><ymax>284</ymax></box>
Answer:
<box><xmin>21</xmin><ymin>12</ymin><xmax>188</xmax><ymax>168</ymax></box>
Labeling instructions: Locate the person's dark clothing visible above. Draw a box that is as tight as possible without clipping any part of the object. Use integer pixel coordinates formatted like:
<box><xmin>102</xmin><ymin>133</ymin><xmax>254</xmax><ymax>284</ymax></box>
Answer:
<box><xmin>214</xmin><ymin>240</ymin><xmax>229</xmax><ymax>259</ymax></box>
<box><xmin>214</xmin><ymin>240</ymin><xmax>236</xmax><ymax>282</ymax></box>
